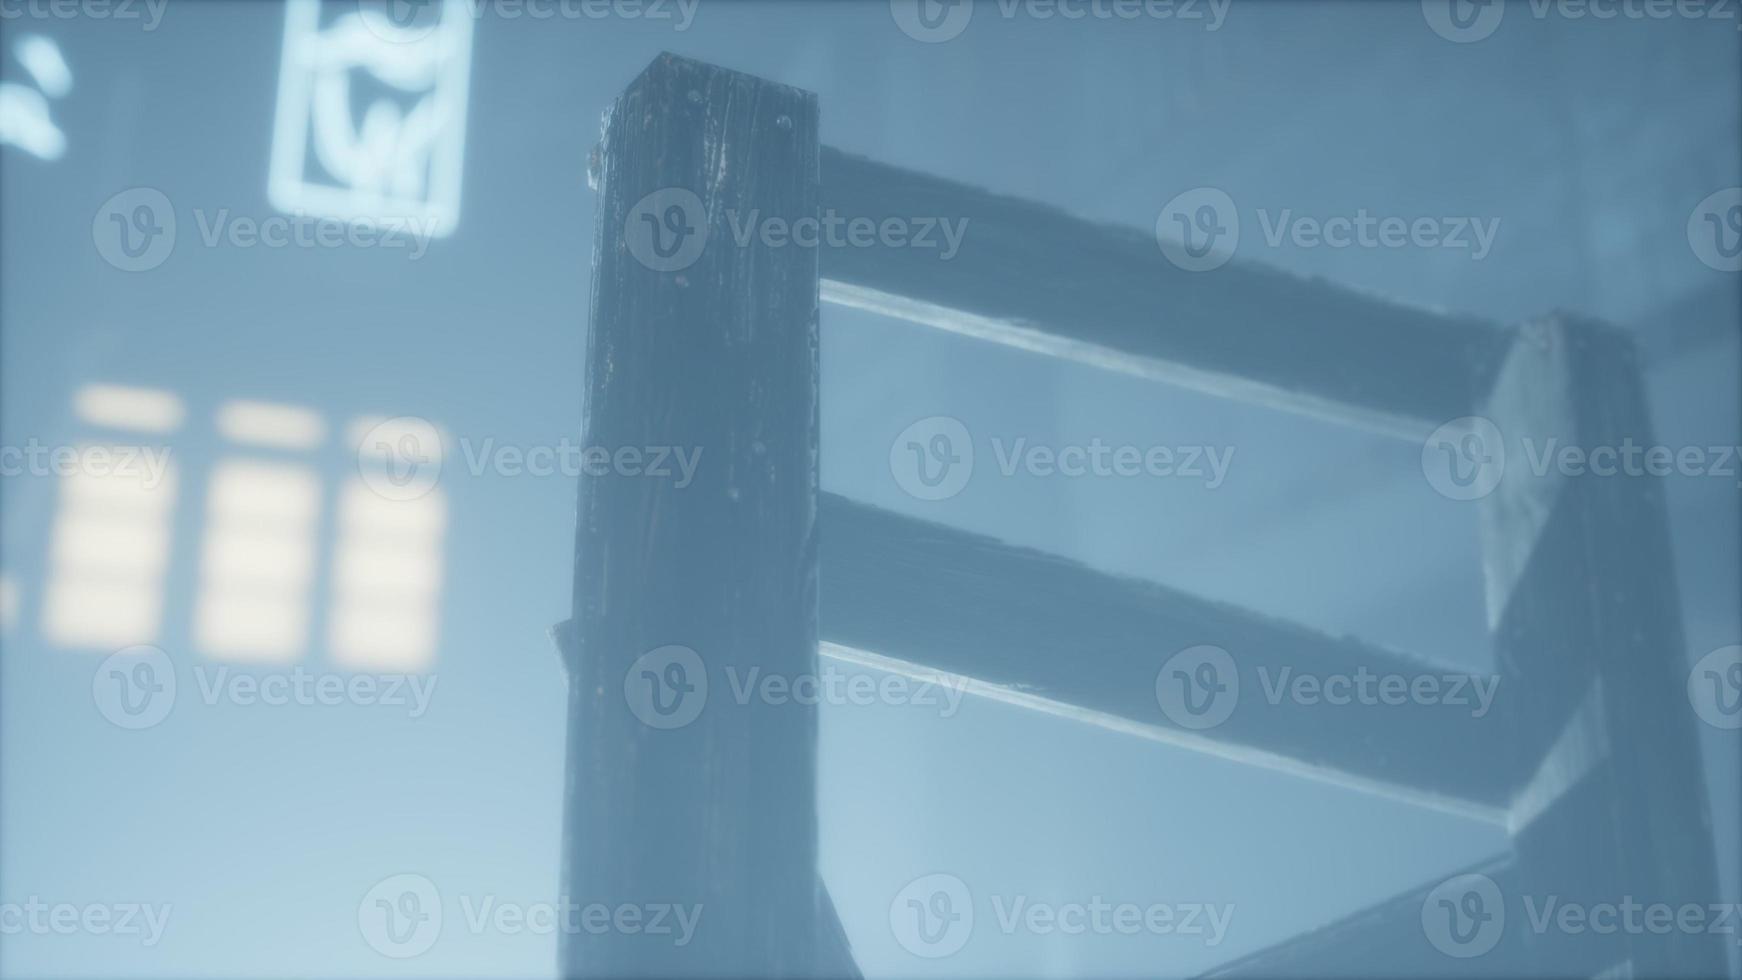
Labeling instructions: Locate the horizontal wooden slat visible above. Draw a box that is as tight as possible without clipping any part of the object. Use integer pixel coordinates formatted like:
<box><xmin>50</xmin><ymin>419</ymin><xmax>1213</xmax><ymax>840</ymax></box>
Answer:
<box><xmin>819</xmin><ymin>148</ymin><xmax>1511</xmax><ymax>437</ymax></box>
<box><xmin>819</xmin><ymin>494</ymin><xmax>1519</xmax><ymax>816</ymax></box>
<box><xmin>1202</xmin><ymin>856</ymin><xmax>1525</xmax><ymax>978</ymax></box>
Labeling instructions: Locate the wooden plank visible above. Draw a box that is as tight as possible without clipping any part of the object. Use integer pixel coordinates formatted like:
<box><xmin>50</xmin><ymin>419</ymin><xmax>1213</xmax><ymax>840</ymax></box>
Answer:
<box><xmin>818</xmin><ymin>149</ymin><xmax>1511</xmax><ymax>436</ymax></box>
<box><xmin>818</xmin><ymin>493</ymin><xmax>1517</xmax><ymax>817</ymax></box>
<box><xmin>562</xmin><ymin>53</ymin><xmax>832</xmax><ymax>978</ymax></box>
<box><xmin>1203</xmin><ymin>856</ymin><xmax>1528</xmax><ymax>978</ymax></box>
<box><xmin>1479</xmin><ymin>316</ymin><xmax>1726</xmax><ymax>977</ymax></box>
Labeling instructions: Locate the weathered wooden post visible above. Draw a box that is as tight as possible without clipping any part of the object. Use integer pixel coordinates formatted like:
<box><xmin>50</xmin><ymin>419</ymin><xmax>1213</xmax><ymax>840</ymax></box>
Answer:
<box><xmin>558</xmin><ymin>53</ymin><xmax>829</xmax><ymax>978</ymax></box>
<box><xmin>1480</xmin><ymin>317</ymin><xmax>1725</xmax><ymax>977</ymax></box>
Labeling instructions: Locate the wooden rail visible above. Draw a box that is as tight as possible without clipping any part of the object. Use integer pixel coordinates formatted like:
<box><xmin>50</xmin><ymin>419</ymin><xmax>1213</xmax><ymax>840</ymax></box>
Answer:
<box><xmin>818</xmin><ymin>148</ymin><xmax>1512</xmax><ymax>438</ymax></box>
<box><xmin>818</xmin><ymin>493</ymin><xmax>1515</xmax><ymax>820</ymax></box>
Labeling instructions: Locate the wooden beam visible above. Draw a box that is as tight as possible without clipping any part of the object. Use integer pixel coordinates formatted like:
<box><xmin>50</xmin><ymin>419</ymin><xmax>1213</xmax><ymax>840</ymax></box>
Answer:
<box><xmin>1479</xmin><ymin>317</ymin><xmax>1727</xmax><ymax>977</ymax></box>
<box><xmin>818</xmin><ymin>494</ymin><xmax>1516</xmax><ymax>818</ymax></box>
<box><xmin>563</xmin><ymin>53</ymin><xmax>831</xmax><ymax>978</ymax></box>
<box><xmin>1203</xmin><ymin>856</ymin><xmax>1526</xmax><ymax>977</ymax></box>
<box><xmin>818</xmin><ymin>149</ymin><xmax>1511</xmax><ymax>437</ymax></box>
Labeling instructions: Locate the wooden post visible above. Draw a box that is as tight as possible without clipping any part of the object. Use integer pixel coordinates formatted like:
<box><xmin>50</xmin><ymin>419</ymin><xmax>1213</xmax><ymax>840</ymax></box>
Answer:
<box><xmin>562</xmin><ymin>53</ymin><xmax>825</xmax><ymax>978</ymax></box>
<box><xmin>1480</xmin><ymin>317</ymin><xmax>1725</xmax><ymax>977</ymax></box>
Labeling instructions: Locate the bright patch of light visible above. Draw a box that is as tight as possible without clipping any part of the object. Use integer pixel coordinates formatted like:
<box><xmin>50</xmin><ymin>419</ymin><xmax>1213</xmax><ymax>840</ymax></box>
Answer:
<box><xmin>216</xmin><ymin>400</ymin><xmax>327</xmax><ymax>450</ymax></box>
<box><xmin>42</xmin><ymin>450</ymin><xmax>177</xmax><ymax>648</ymax></box>
<box><xmin>268</xmin><ymin>0</ymin><xmax>472</xmax><ymax>235</ymax></box>
<box><xmin>17</xmin><ymin>35</ymin><xmax>72</xmax><ymax>99</ymax></box>
<box><xmin>0</xmin><ymin>574</ymin><xmax>17</xmax><ymax>631</ymax></box>
<box><xmin>193</xmin><ymin>461</ymin><xmax>320</xmax><ymax>662</ymax></box>
<box><xmin>0</xmin><ymin>36</ymin><xmax>69</xmax><ymax>161</ymax></box>
<box><xmin>0</xmin><ymin>83</ymin><xmax>65</xmax><ymax>161</ymax></box>
<box><xmin>335</xmin><ymin>474</ymin><xmax>446</xmax><ymax>536</ymax></box>
<box><xmin>73</xmin><ymin>384</ymin><xmax>185</xmax><ymax>434</ymax></box>
<box><xmin>328</xmin><ymin>478</ymin><xmax>445</xmax><ymax>671</ymax></box>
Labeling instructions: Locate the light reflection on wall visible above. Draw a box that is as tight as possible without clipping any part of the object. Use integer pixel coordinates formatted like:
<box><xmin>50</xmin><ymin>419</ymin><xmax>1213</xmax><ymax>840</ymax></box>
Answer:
<box><xmin>329</xmin><ymin>477</ymin><xmax>445</xmax><ymax>671</ymax></box>
<box><xmin>193</xmin><ymin>460</ymin><xmax>320</xmax><ymax>662</ymax></box>
<box><xmin>43</xmin><ymin>383</ymin><xmax>184</xmax><ymax>648</ymax></box>
<box><xmin>38</xmin><ymin>384</ymin><xmax>446</xmax><ymax>671</ymax></box>
<box><xmin>72</xmin><ymin>383</ymin><xmax>184</xmax><ymax>434</ymax></box>
<box><xmin>1</xmin><ymin>572</ymin><xmax>20</xmax><ymax>632</ymax></box>
<box><xmin>215</xmin><ymin>399</ymin><xmax>326</xmax><ymax>451</ymax></box>
<box><xmin>331</xmin><ymin>415</ymin><xmax>447</xmax><ymax>670</ymax></box>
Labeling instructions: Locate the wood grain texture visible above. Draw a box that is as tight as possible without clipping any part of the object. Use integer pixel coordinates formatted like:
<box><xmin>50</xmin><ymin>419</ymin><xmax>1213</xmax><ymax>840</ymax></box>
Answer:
<box><xmin>819</xmin><ymin>493</ymin><xmax>1518</xmax><ymax>813</ymax></box>
<box><xmin>819</xmin><ymin>148</ymin><xmax>1511</xmax><ymax>434</ymax></box>
<box><xmin>563</xmin><ymin>53</ymin><xmax>828</xmax><ymax>978</ymax></box>
<box><xmin>1480</xmin><ymin>317</ymin><xmax>1726</xmax><ymax>978</ymax></box>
